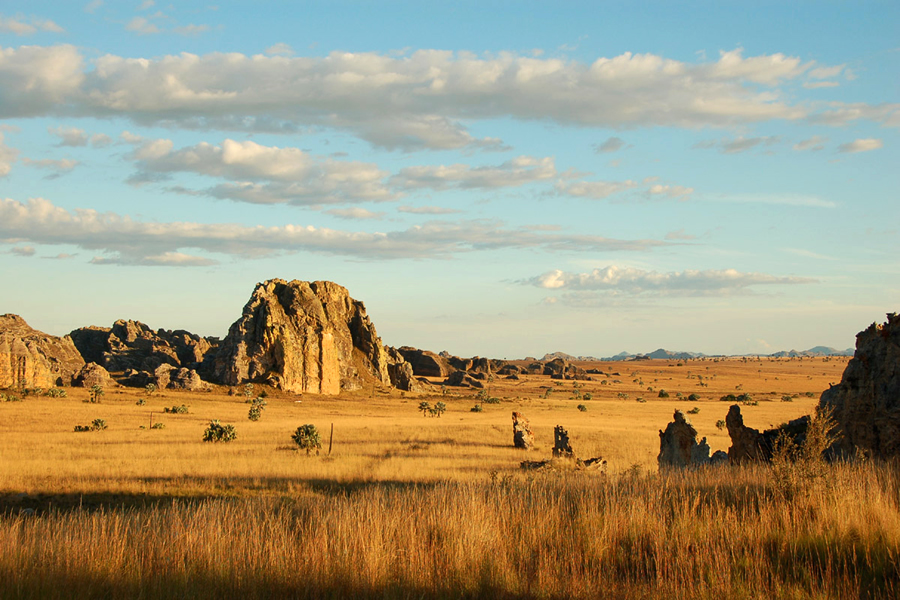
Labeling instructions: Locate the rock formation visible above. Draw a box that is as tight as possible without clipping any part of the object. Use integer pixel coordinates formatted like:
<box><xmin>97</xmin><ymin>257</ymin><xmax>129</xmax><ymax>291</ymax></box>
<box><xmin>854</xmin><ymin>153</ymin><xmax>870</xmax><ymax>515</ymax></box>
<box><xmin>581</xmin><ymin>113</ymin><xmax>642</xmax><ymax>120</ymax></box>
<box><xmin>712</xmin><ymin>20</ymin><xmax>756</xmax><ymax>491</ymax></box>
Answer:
<box><xmin>154</xmin><ymin>364</ymin><xmax>205</xmax><ymax>391</ymax></box>
<box><xmin>512</xmin><ymin>412</ymin><xmax>534</xmax><ymax>449</ymax></box>
<box><xmin>0</xmin><ymin>314</ymin><xmax>85</xmax><ymax>388</ymax></box>
<box><xmin>553</xmin><ymin>425</ymin><xmax>574</xmax><ymax>458</ymax></box>
<box><xmin>444</xmin><ymin>371</ymin><xmax>485</xmax><ymax>388</ymax></box>
<box><xmin>70</xmin><ymin>320</ymin><xmax>217</xmax><ymax>374</ymax></box>
<box><xmin>725</xmin><ymin>404</ymin><xmax>809</xmax><ymax>464</ymax></box>
<box><xmin>213</xmin><ymin>279</ymin><xmax>415</xmax><ymax>395</ymax></box>
<box><xmin>819</xmin><ymin>313</ymin><xmax>900</xmax><ymax>458</ymax></box>
<box><xmin>659</xmin><ymin>410</ymin><xmax>713</xmax><ymax>468</ymax></box>
<box><xmin>73</xmin><ymin>362</ymin><xmax>112</xmax><ymax>388</ymax></box>
<box><xmin>396</xmin><ymin>347</ymin><xmax>450</xmax><ymax>377</ymax></box>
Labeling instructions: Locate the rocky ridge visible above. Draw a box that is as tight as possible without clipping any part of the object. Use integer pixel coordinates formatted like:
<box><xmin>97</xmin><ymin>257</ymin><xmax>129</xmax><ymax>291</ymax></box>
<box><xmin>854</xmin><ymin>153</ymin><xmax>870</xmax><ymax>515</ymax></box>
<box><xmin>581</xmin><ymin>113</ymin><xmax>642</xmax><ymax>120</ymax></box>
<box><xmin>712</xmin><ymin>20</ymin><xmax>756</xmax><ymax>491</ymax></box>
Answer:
<box><xmin>0</xmin><ymin>314</ymin><xmax>84</xmax><ymax>389</ymax></box>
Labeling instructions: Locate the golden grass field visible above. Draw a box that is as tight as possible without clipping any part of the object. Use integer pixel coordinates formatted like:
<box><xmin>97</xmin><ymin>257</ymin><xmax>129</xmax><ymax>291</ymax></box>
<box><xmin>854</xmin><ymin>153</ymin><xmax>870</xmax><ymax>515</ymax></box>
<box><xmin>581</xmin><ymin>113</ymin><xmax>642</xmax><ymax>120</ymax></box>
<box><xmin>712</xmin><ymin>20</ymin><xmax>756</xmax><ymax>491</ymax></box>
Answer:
<box><xmin>3</xmin><ymin>356</ymin><xmax>899</xmax><ymax>599</ymax></box>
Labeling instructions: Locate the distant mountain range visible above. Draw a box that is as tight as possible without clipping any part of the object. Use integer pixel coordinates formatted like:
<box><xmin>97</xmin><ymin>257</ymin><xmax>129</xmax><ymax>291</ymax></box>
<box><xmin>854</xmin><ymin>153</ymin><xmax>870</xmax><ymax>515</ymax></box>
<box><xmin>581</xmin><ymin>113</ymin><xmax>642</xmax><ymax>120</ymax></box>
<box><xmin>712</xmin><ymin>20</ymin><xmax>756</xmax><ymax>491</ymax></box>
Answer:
<box><xmin>538</xmin><ymin>346</ymin><xmax>854</xmax><ymax>362</ymax></box>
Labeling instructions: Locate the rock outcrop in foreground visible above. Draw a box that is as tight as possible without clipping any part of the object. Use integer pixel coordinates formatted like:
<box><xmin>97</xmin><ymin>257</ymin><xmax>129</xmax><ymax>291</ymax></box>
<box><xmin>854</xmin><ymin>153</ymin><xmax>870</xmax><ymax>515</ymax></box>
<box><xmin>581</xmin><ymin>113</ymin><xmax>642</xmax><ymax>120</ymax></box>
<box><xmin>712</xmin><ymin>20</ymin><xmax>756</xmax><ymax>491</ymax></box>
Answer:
<box><xmin>726</xmin><ymin>404</ymin><xmax>809</xmax><ymax>464</ymax></box>
<box><xmin>0</xmin><ymin>314</ymin><xmax>85</xmax><ymax>388</ymax></box>
<box><xmin>819</xmin><ymin>312</ymin><xmax>900</xmax><ymax>458</ymax></box>
<box><xmin>213</xmin><ymin>279</ymin><xmax>415</xmax><ymax>395</ymax></box>
<box><xmin>658</xmin><ymin>410</ymin><xmax>727</xmax><ymax>468</ymax></box>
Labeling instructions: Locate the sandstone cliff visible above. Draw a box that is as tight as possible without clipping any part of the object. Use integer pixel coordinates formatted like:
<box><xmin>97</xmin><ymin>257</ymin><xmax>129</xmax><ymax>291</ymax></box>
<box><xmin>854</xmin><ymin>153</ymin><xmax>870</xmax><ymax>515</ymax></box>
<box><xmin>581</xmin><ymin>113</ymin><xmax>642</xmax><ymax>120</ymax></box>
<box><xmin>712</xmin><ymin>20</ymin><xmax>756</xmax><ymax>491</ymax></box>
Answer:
<box><xmin>819</xmin><ymin>312</ymin><xmax>900</xmax><ymax>458</ymax></box>
<box><xmin>213</xmin><ymin>279</ymin><xmax>414</xmax><ymax>394</ymax></box>
<box><xmin>0</xmin><ymin>314</ymin><xmax>85</xmax><ymax>388</ymax></box>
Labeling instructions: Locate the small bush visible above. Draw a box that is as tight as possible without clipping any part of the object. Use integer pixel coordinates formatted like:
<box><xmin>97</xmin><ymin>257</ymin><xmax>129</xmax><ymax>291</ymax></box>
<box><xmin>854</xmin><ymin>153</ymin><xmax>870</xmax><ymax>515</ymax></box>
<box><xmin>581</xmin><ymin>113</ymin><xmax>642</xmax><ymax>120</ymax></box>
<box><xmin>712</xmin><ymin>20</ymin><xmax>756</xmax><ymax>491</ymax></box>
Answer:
<box><xmin>164</xmin><ymin>405</ymin><xmax>189</xmax><ymax>414</ymax></box>
<box><xmin>720</xmin><ymin>394</ymin><xmax>738</xmax><ymax>403</ymax></box>
<box><xmin>291</xmin><ymin>424</ymin><xmax>321</xmax><ymax>455</ymax></box>
<box><xmin>151</xmin><ymin>422</ymin><xmax>165</xmax><ymax>430</ymax></box>
<box><xmin>483</xmin><ymin>396</ymin><xmax>500</xmax><ymax>404</ymax></box>
<box><xmin>73</xmin><ymin>425</ymin><xmax>92</xmax><ymax>432</ymax></box>
<box><xmin>577</xmin><ymin>404</ymin><xmax>587</xmax><ymax>412</ymax></box>
<box><xmin>136</xmin><ymin>398</ymin><xmax>146</xmax><ymax>406</ymax></box>
<box><xmin>1</xmin><ymin>393</ymin><xmax>23</xmax><ymax>403</ymax></box>
<box><xmin>47</xmin><ymin>388</ymin><xmax>67</xmax><ymax>398</ymax></box>
<box><xmin>145</xmin><ymin>383</ymin><xmax>157</xmax><ymax>396</ymax></box>
<box><xmin>636</xmin><ymin>397</ymin><xmax>646</xmax><ymax>403</ymax></box>
<box><xmin>418</xmin><ymin>401</ymin><xmax>431</xmax><ymax>416</ymax></box>
<box><xmin>86</xmin><ymin>385</ymin><xmax>104</xmax><ymax>404</ymax></box>
<box><xmin>434</xmin><ymin>401</ymin><xmax>447</xmax><ymax>417</ymax></box>
<box><xmin>687</xmin><ymin>407</ymin><xmax>700</xmax><ymax>415</ymax></box>
<box><xmin>470</xmin><ymin>404</ymin><xmax>483</xmax><ymax>413</ymax></box>
<box><xmin>716</xmin><ymin>419</ymin><xmax>726</xmax><ymax>430</ymax></box>
<box><xmin>583</xmin><ymin>392</ymin><xmax>593</xmax><ymax>400</ymax></box>
<box><xmin>688</xmin><ymin>393</ymin><xmax>700</xmax><ymax>401</ymax></box>
<box><xmin>203</xmin><ymin>420</ymin><xmax>237</xmax><ymax>443</ymax></box>
<box><xmin>248</xmin><ymin>405</ymin><xmax>262</xmax><ymax>421</ymax></box>
<box><xmin>75</xmin><ymin>418</ymin><xmax>107</xmax><ymax>432</ymax></box>
<box><xmin>658</xmin><ymin>390</ymin><xmax>669</xmax><ymax>398</ymax></box>
<box><xmin>782</xmin><ymin>395</ymin><xmax>794</xmax><ymax>402</ymax></box>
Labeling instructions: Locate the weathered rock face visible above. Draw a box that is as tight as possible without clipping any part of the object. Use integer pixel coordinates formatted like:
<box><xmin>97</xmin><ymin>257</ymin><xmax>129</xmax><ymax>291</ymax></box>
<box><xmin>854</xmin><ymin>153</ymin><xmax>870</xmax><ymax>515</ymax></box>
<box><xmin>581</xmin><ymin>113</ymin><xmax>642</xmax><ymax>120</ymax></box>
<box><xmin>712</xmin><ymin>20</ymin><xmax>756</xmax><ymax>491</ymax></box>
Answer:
<box><xmin>512</xmin><ymin>412</ymin><xmax>535</xmax><ymax>449</ymax></box>
<box><xmin>70</xmin><ymin>320</ymin><xmax>217</xmax><ymax>374</ymax></box>
<box><xmin>553</xmin><ymin>425</ymin><xmax>574</xmax><ymax>458</ymax></box>
<box><xmin>658</xmin><ymin>410</ymin><xmax>717</xmax><ymax>468</ymax></box>
<box><xmin>74</xmin><ymin>362</ymin><xmax>112</xmax><ymax>388</ymax></box>
<box><xmin>155</xmin><ymin>364</ymin><xmax>204</xmax><ymax>391</ymax></box>
<box><xmin>819</xmin><ymin>313</ymin><xmax>900</xmax><ymax>458</ymax></box>
<box><xmin>725</xmin><ymin>405</ymin><xmax>810</xmax><ymax>464</ymax></box>
<box><xmin>0</xmin><ymin>314</ymin><xmax>85</xmax><ymax>388</ymax></box>
<box><xmin>213</xmin><ymin>279</ymin><xmax>414</xmax><ymax>395</ymax></box>
<box><xmin>444</xmin><ymin>371</ymin><xmax>485</xmax><ymax>389</ymax></box>
<box><xmin>397</xmin><ymin>347</ymin><xmax>450</xmax><ymax>378</ymax></box>
<box><xmin>385</xmin><ymin>347</ymin><xmax>420</xmax><ymax>392</ymax></box>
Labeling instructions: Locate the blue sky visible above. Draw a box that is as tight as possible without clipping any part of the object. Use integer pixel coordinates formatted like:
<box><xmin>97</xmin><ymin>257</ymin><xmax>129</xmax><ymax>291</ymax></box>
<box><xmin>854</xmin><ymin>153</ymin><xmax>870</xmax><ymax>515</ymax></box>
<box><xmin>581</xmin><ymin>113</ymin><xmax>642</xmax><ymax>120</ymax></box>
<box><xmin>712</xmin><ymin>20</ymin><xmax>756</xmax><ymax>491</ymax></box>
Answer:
<box><xmin>0</xmin><ymin>1</ymin><xmax>897</xmax><ymax>358</ymax></box>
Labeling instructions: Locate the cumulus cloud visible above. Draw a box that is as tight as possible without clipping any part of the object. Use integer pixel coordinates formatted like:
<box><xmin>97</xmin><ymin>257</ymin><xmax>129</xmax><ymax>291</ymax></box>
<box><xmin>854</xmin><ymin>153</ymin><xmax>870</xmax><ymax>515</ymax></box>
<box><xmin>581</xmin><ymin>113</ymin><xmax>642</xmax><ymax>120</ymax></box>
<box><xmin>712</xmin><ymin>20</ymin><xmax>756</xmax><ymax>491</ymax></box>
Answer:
<box><xmin>647</xmin><ymin>184</ymin><xmax>693</xmax><ymax>199</ymax></box>
<box><xmin>391</xmin><ymin>156</ymin><xmax>556</xmax><ymax>190</ymax></box>
<box><xmin>0</xmin><ymin>132</ymin><xmax>18</xmax><ymax>176</ymax></box>
<box><xmin>837</xmin><ymin>138</ymin><xmax>883</xmax><ymax>154</ymax></box>
<box><xmin>527</xmin><ymin>265</ymin><xmax>816</xmax><ymax>299</ymax></box>
<box><xmin>595</xmin><ymin>137</ymin><xmax>626</xmax><ymax>153</ymax></box>
<box><xmin>793</xmin><ymin>135</ymin><xmax>828</xmax><ymax>151</ymax></box>
<box><xmin>265</xmin><ymin>43</ymin><xmax>294</xmax><ymax>57</ymax></box>
<box><xmin>125</xmin><ymin>16</ymin><xmax>159</xmax><ymax>34</ymax></box>
<box><xmin>22</xmin><ymin>157</ymin><xmax>79</xmax><ymax>177</ymax></box>
<box><xmin>811</xmin><ymin>103</ymin><xmax>900</xmax><ymax>128</ymax></box>
<box><xmin>325</xmin><ymin>207</ymin><xmax>386</xmax><ymax>220</ymax></box>
<box><xmin>0</xmin><ymin>15</ymin><xmax>64</xmax><ymax>35</ymax></box>
<box><xmin>10</xmin><ymin>245</ymin><xmax>35</xmax><ymax>257</ymax></box>
<box><xmin>128</xmin><ymin>138</ymin><xmax>396</xmax><ymax>205</ymax></box>
<box><xmin>0</xmin><ymin>46</ymin><xmax>858</xmax><ymax>150</ymax></box>
<box><xmin>693</xmin><ymin>135</ymin><xmax>780</xmax><ymax>154</ymax></box>
<box><xmin>555</xmin><ymin>179</ymin><xmax>638</xmax><ymax>199</ymax></box>
<box><xmin>0</xmin><ymin>197</ymin><xmax>667</xmax><ymax>264</ymax></box>
<box><xmin>397</xmin><ymin>205</ymin><xmax>462</xmax><ymax>215</ymax></box>
<box><xmin>47</xmin><ymin>126</ymin><xmax>113</xmax><ymax>148</ymax></box>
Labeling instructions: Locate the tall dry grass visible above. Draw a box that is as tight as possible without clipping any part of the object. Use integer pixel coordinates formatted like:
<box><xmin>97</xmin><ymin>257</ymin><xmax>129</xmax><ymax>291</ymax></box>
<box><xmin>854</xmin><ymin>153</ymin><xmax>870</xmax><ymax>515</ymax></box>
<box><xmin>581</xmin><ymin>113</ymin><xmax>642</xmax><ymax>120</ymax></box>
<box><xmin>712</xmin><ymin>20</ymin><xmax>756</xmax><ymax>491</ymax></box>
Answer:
<box><xmin>2</xmin><ymin>461</ymin><xmax>898</xmax><ymax>599</ymax></box>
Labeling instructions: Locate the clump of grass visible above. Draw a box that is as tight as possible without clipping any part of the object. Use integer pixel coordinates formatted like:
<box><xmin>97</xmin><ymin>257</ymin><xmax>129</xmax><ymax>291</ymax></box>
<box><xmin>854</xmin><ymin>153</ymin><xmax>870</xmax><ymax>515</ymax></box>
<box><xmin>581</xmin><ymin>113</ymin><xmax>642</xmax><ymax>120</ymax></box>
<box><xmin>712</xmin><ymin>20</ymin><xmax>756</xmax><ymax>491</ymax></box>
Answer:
<box><xmin>74</xmin><ymin>418</ymin><xmax>107</xmax><ymax>432</ymax></box>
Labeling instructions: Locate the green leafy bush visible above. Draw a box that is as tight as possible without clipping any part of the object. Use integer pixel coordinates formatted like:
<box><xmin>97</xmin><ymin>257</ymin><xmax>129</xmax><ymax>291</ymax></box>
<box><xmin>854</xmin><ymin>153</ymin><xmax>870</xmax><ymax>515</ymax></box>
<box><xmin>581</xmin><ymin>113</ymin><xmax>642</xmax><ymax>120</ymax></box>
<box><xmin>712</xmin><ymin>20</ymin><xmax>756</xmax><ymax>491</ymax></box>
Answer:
<box><xmin>716</xmin><ymin>419</ymin><xmax>726</xmax><ymax>430</ymax></box>
<box><xmin>203</xmin><ymin>420</ymin><xmax>237</xmax><ymax>443</ymax></box>
<box><xmin>687</xmin><ymin>407</ymin><xmax>700</xmax><ymax>414</ymax></box>
<box><xmin>136</xmin><ymin>398</ymin><xmax>146</xmax><ymax>406</ymax></box>
<box><xmin>291</xmin><ymin>424</ymin><xmax>321</xmax><ymax>455</ymax></box>
<box><xmin>418</xmin><ymin>401</ymin><xmax>431</xmax><ymax>416</ymax></box>
<box><xmin>164</xmin><ymin>405</ymin><xmax>189</xmax><ymax>414</ymax></box>
<box><xmin>151</xmin><ymin>422</ymin><xmax>165</xmax><ymax>429</ymax></box>
<box><xmin>577</xmin><ymin>404</ymin><xmax>587</xmax><ymax>412</ymax></box>
<box><xmin>248</xmin><ymin>405</ymin><xmax>262</xmax><ymax>421</ymax></box>
<box><xmin>1</xmin><ymin>393</ymin><xmax>23</xmax><ymax>403</ymax></box>
<box><xmin>470</xmin><ymin>404</ymin><xmax>483</xmax><ymax>413</ymax></box>
<box><xmin>782</xmin><ymin>395</ymin><xmax>794</xmax><ymax>402</ymax></box>
<box><xmin>47</xmin><ymin>388</ymin><xmax>66</xmax><ymax>398</ymax></box>
<box><xmin>583</xmin><ymin>392</ymin><xmax>593</xmax><ymax>400</ymax></box>
<box><xmin>658</xmin><ymin>390</ymin><xmax>670</xmax><ymax>398</ymax></box>
<box><xmin>434</xmin><ymin>401</ymin><xmax>447</xmax><ymax>417</ymax></box>
<box><xmin>75</xmin><ymin>418</ymin><xmax>107</xmax><ymax>432</ymax></box>
<box><xmin>86</xmin><ymin>385</ymin><xmax>104</xmax><ymax>404</ymax></box>
<box><xmin>688</xmin><ymin>393</ymin><xmax>700</xmax><ymax>401</ymax></box>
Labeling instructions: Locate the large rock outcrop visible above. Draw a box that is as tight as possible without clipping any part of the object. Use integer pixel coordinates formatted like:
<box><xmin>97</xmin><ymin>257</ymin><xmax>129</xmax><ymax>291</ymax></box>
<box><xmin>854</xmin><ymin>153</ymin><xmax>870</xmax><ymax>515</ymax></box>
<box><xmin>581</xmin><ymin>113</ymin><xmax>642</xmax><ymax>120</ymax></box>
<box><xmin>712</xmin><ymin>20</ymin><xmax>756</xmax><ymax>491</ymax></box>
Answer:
<box><xmin>213</xmin><ymin>279</ymin><xmax>415</xmax><ymax>395</ymax></box>
<box><xmin>397</xmin><ymin>347</ymin><xmax>451</xmax><ymax>378</ymax></box>
<box><xmin>726</xmin><ymin>404</ymin><xmax>809</xmax><ymax>464</ymax></box>
<box><xmin>512</xmin><ymin>412</ymin><xmax>535</xmax><ymax>449</ymax></box>
<box><xmin>658</xmin><ymin>410</ymin><xmax>726</xmax><ymax>468</ymax></box>
<box><xmin>819</xmin><ymin>313</ymin><xmax>900</xmax><ymax>458</ymax></box>
<box><xmin>70</xmin><ymin>320</ymin><xmax>217</xmax><ymax>374</ymax></box>
<box><xmin>0</xmin><ymin>315</ymin><xmax>85</xmax><ymax>388</ymax></box>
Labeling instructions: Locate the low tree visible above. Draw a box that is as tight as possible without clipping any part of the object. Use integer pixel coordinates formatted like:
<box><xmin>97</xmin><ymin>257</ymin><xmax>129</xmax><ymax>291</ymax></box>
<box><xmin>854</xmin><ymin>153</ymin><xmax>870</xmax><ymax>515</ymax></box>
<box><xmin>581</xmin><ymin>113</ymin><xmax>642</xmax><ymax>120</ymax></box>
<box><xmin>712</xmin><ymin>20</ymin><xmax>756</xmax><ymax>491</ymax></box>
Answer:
<box><xmin>292</xmin><ymin>424</ymin><xmax>321</xmax><ymax>455</ymax></box>
<box><xmin>434</xmin><ymin>401</ymin><xmax>447</xmax><ymax>417</ymax></box>
<box><xmin>203</xmin><ymin>420</ymin><xmax>237</xmax><ymax>443</ymax></box>
<box><xmin>418</xmin><ymin>401</ymin><xmax>432</xmax><ymax>417</ymax></box>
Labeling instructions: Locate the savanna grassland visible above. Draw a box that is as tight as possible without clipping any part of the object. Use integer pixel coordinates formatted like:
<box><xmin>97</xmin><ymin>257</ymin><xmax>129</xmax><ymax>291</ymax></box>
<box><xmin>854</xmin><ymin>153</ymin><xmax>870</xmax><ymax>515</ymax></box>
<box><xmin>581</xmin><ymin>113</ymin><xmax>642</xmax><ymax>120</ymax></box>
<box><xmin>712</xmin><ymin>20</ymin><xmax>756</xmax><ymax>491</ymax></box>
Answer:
<box><xmin>3</xmin><ymin>356</ymin><xmax>899</xmax><ymax>599</ymax></box>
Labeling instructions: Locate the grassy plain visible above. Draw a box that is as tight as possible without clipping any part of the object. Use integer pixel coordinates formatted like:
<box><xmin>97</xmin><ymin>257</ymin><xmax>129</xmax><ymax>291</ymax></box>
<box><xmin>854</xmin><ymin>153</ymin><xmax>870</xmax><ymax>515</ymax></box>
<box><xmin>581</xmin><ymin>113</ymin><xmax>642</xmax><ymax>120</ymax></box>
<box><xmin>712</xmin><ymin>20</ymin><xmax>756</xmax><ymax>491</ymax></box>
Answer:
<box><xmin>4</xmin><ymin>356</ymin><xmax>898</xmax><ymax>598</ymax></box>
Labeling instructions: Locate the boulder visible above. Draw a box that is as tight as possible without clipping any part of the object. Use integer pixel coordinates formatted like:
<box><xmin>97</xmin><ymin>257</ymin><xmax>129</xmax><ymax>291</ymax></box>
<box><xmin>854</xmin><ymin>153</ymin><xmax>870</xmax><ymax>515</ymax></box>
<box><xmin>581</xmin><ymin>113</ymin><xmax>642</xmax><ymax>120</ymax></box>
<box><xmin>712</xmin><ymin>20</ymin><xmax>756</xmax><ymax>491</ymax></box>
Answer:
<box><xmin>213</xmin><ymin>279</ymin><xmax>414</xmax><ymax>395</ymax></box>
<box><xmin>658</xmin><ymin>409</ymin><xmax>716</xmax><ymax>468</ymax></box>
<box><xmin>396</xmin><ymin>347</ymin><xmax>450</xmax><ymax>378</ymax></box>
<box><xmin>725</xmin><ymin>404</ymin><xmax>810</xmax><ymax>464</ymax></box>
<box><xmin>819</xmin><ymin>313</ymin><xmax>900</xmax><ymax>458</ymax></box>
<box><xmin>386</xmin><ymin>347</ymin><xmax>420</xmax><ymax>392</ymax></box>
<box><xmin>543</xmin><ymin>357</ymin><xmax>569</xmax><ymax>377</ymax></box>
<box><xmin>70</xmin><ymin>320</ymin><xmax>217</xmax><ymax>374</ymax></box>
<box><xmin>553</xmin><ymin>425</ymin><xmax>574</xmax><ymax>458</ymax></box>
<box><xmin>469</xmin><ymin>357</ymin><xmax>493</xmax><ymax>375</ymax></box>
<box><xmin>444</xmin><ymin>370</ymin><xmax>484</xmax><ymax>388</ymax></box>
<box><xmin>74</xmin><ymin>362</ymin><xmax>112</xmax><ymax>388</ymax></box>
<box><xmin>512</xmin><ymin>412</ymin><xmax>534</xmax><ymax>449</ymax></box>
<box><xmin>0</xmin><ymin>314</ymin><xmax>85</xmax><ymax>388</ymax></box>
<box><xmin>497</xmin><ymin>364</ymin><xmax>521</xmax><ymax>375</ymax></box>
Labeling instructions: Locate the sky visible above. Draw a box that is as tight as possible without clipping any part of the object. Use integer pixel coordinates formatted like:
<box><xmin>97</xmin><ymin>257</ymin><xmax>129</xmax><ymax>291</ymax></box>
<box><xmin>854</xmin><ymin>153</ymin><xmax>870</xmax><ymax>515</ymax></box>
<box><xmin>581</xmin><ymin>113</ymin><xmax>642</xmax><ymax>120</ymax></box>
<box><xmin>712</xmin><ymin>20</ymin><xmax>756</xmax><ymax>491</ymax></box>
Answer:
<box><xmin>0</xmin><ymin>1</ymin><xmax>897</xmax><ymax>358</ymax></box>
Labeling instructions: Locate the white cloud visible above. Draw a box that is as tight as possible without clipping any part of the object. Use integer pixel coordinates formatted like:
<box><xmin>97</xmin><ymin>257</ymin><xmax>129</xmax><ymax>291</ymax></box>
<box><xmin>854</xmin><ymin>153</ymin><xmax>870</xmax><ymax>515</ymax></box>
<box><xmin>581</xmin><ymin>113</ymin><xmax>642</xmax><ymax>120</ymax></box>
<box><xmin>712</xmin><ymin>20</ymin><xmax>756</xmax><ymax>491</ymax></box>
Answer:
<box><xmin>0</xmin><ymin>15</ymin><xmax>64</xmax><ymax>35</ymax></box>
<box><xmin>713</xmin><ymin>193</ymin><xmax>837</xmax><ymax>208</ymax></box>
<box><xmin>129</xmin><ymin>138</ymin><xmax>396</xmax><ymax>205</ymax></box>
<box><xmin>793</xmin><ymin>135</ymin><xmax>828</xmax><ymax>152</ymax></box>
<box><xmin>84</xmin><ymin>1</ymin><xmax>104</xmax><ymax>13</ymax></box>
<box><xmin>527</xmin><ymin>265</ymin><xmax>816</xmax><ymax>297</ymax></box>
<box><xmin>555</xmin><ymin>179</ymin><xmax>637</xmax><ymax>199</ymax></box>
<box><xmin>693</xmin><ymin>135</ymin><xmax>780</xmax><ymax>154</ymax></box>
<box><xmin>803</xmin><ymin>81</ymin><xmax>839</xmax><ymax>89</ymax></box>
<box><xmin>808</xmin><ymin>65</ymin><xmax>844</xmax><ymax>79</ymax></box>
<box><xmin>22</xmin><ymin>158</ymin><xmax>79</xmax><ymax>178</ymax></box>
<box><xmin>10</xmin><ymin>245</ymin><xmax>35</xmax><ymax>257</ymax></box>
<box><xmin>90</xmin><ymin>133</ymin><xmax>113</xmax><ymax>147</ymax></box>
<box><xmin>0</xmin><ymin>132</ymin><xmax>18</xmax><ymax>176</ymax></box>
<box><xmin>138</xmin><ymin>0</ymin><xmax>155</xmax><ymax>9</ymax></box>
<box><xmin>49</xmin><ymin>126</ymin><xmax>88</xmax><ymax>146</ymax></box>
<box><xmin>325</xmin><ymin>207</ymin><xmax>386</xmax><ymax>220</ymax></box>
<box><xmin>647</xmin><ymin>184</ymin><xmax>693</xmax><ymax>199</ymax></box>
<box><xmin>397</xmin><ymin>205</ymin><xmax>462</xmax><ymax>215</ymax></box>
<box><xmin>265</xmin><ymin>43</ymin><xmax>294</xmax><ymax>57</ymax></box>
<box><xmin>811</xmin><ymin>103</ymin><xmax>900</xmax><ymax>128</ymax></box>
<box><xmin>837</xmin><ymin>138</ymin><xmax>883</xmax><ymax>154</ymax></box>
<box><xmin>0</xmin><ymin>197</ymin><xmax>667</xmax><ymax>264</ymax></box>
<box><xmin>120</xmin><ymin>130</ymin><xmax>144</xmax><ymax>144</ymax></box>
<box><xmin>125</xmin><ymin>17</ymin><xmax>159</xmax><ymax>34</ymax></box>
<box><xmin>595</xmin><ymin>137</ymin><xmax>626</xmax><ymax>153</ymax></box>
<box><xmin>391</xmin><ymin>156</ymin><xmax>556</xmax><ymax>190</ymax></box>
<box><xmin>0</xmin><ymin>47</ymin><xmax>851</xmax><ymax>150</ymax></box>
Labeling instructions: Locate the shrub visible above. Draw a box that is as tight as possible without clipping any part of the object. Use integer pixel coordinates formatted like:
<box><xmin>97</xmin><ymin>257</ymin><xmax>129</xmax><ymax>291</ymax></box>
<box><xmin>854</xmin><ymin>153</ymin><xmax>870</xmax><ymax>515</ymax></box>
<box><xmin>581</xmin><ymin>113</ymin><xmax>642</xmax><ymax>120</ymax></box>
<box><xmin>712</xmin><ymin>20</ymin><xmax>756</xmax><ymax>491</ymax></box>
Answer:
<box><xmin>291</xmin><ymin>424</ymin><xmax>321</xmax><ymax>455</ymax></box>
<box><xmin>203</xmin><ymin>420</ymin><xmax>237</xmax><ymax>443</ymax></box>
<box><xmin>164</xmin><ymin>405</ymin><xmax>189</xmax><ymax>414</ymax></box>
<box><xmin>782</xmin><ymin>395</ymin><xmax>794</xmax><ymax>402</ymax></box>
<box><xmin>434</xmin><ymin>401</ymin><xmax>447</xmax><ymax>417</ymax></box>
<box><xmin>687</xmin><ymin>407</ymin><xmax>700</xmax><ymax>415</ymax></box>
<box><xmin>248</xmin><ymin>406</ymin><xmax>262</xmax><ymax>421</ymax></box>
<box><xmin>577</xmin><ymin>404</ymin><xmax>587</xmax><ymax>412</ymax></box>
<box><xmin>86</xmin><ymin>385</ymin><xmax>104</xmax><ymax>404</ymax></box>
<box><xmin>136</xmin><ymin>398</ymin><xmax>146</xmax><ymax>406</ymax></box>
<box><xmin>418</xmin><ymin>401</ymin><xmax>431</xmax><ymax>416</ymax></box>
<box><xmin>47</xmin><ymin>388</ymin><xmax>66</xmax><ymax>398</ymax></box>
<box><xmin>716</xmin><ymin>419</ymin><xmax>726</xmax><ymax>430</ymax></box>
<box><xmin>145</xmin><ymin>383</ymin><xmax>157</xmax><ymax>396</ymax></box>
<box><xmin>771</xmin><ymin>406</ymin><xmax>840</xmax><ymax>497</ymax></box>
<box><xmin>1</xmin><ymin>393</ymin><xmax>23</xmax><ymax>403</ymax></box>
<box><xmin>688</xmin><ymin>393</ymin><xmax>700</xmax><ymax>401</ymax></box>
<box><xmin>151</xmin><ymin>422</ymin><xmax>165</xmax><ymax>430</ymax></box>
<box><xmin>242</xmin><ymin>383</ymin><xmax>255</xmax><ymax>401</ymax></box>
<box><xmin>73</xmin><ymin>425</ymin><xmax>92</xmax><ymax>432</ymax></box>
<box><xmin>658</xmin><ymin>390</ymin><xmax>670</xmax><ymax>398</ymax></box>
<box><xmin>470</xmin><ymin>404</ymin><xmax>483</xmax><ymax>413</ymax></box>
<box><xmin>483</xmin><ymin>396</ymin><xmax>500</xmax><ymax>404</ymax></box>
<box><xmin>720</xmin><ymin>394</ymin><xmax>738</xmax><ymax>403</ymax></box>
<box><xmin>75</xmin><ymin>418</ymin><xmax>107</xmax><ymax>432</ymax></box>
<box><xmin>636</xmin><ymin>397</ymin><xmax>646</xmax><ymax>403</ymax></box>
<box><xmin>583</xmin><ymin>392</ymin><xmax>593</xmax><ymax>400</ymax></box>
